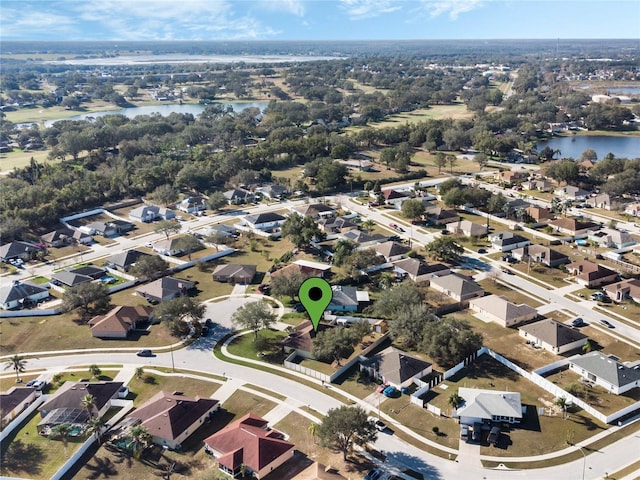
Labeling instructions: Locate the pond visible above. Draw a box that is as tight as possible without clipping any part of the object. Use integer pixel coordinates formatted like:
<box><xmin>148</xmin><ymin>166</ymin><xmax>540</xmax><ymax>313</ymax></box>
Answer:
<box><xmin>607</xmin><ymin>87</ymin><xmax>640</xmax><ymax>95</ymax></box>
<box><xmin>43</xmin><ymin>101</ymin><xmax>269</xmax><ymax>127</ymax></box>
<box><xmin>536</xmin><ymin>135</ymin><xmax>640</xmax><ymax>160</ymax></box>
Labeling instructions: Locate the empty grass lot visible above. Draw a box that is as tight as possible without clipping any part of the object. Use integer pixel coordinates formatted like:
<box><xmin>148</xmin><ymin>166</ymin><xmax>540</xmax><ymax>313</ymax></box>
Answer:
<box><xmin>225</xmin><ymin>329</ymin><xmax>289</xmax><ymax>364</ymax></box>
<box><xmin>579</xmin><ymin>325</ymin><xmax>640</xmax><ymax>363</ymax></box>
<box><xmin>0</xmin><ymin>149</ymin><xmax>55</xmax><ymax>172</ymax></box>
<box><xmin>126</xmin><ymin>371</ymin><xmax>222</xmax><ymax>407</ymax></box>
<box><xmin>477</xmin><ymin>279</ymin><xmax>544</xmax><ymax>307</ymax></box>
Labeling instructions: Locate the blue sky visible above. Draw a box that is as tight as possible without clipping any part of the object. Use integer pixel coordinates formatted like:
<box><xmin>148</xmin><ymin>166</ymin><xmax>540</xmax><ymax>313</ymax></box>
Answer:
<box><xmin>1</xmin><ymin>0</ymin><xmax>638</xmax><ymax>41</ymax></box>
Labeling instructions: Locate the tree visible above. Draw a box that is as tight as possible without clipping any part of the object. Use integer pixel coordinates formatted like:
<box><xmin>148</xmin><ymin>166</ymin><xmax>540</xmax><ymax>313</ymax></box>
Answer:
<box><xmin>135</xmin><ymin>367</ymin><xmax>145</xmax><ymax>380</ymax></box>
<box><xmin>174</xmin><ymin>235</ymin><xmax>202</xmax><ymax>260</ymax></box>
<box><xmin>81</xmin><ymin>393</ymin><xmax>97</xmax><ymax>418</ymax></box>
<box><xmin>545</xmin><ymin>159</ymin><xmax>579</xmax><ymax>184</ymax></box>
<box><xmin>207</xmin><ymin>191</ymin><xmax>228</xmax><ymax>211</ymax></box>
<box><xmin>316</xmin><ymin>406</ymin><xmax>377</xmax><ymax>460</ymax></box>
<box><xmin>474</xmin><ymin>153</ymin><xmax>489</xmax><ymax>171</ymax></box>
<box><xmin>281</xmin><ymin>214</ymin><xmax>325</xmax><ymax>249</ymax></box>
<box><xmin>154</xmin><ymin>297</ymin><xmax>206</xmax><ymax>337</ymax></box>
<box><xmin>88</xmin><ymin>364</ymin><xmax>102</xmax><ymax>380</ymax></box>
<box><xmin>343</xmin><ymin>248</ymin><xmax>384</xmax><ymax>278</ymax></box>
<box><xmin>420</xmin><ymin>318</ymin><xmax>483</xmax><ymax>367</ymax></box>
<box><xmin>446</xmin><ymin>154</ymin><xmax>458</xmax><ymax>174</ymax></box>
<box><xmin>388</xmin><ymin>303</ymin><xmax>435</xmax><ymax>349</ymax></box>
<box><xmin>487</xmin><ymin>193</ymin><xmax>508</xmax><ymax>214</ymax></box>
<box><xmin>154</xmin><ymin>219</ymin><xmax>181</xmax><ymax>240</ymax></box>
<box><xmin>555</xmin><ymin>396</ymin><xmax>568</xmax><ymax>420</ymax></box>
<box><xmin>4</xmin><ymin>354</ymin><xmax>26</xmax><ymax>383</ymax></box>
<box><xmin>151</xmin><ymin>184</ymin><xmax>178</xmax><ymax>206</ymax></box>
<box><xmin>231</xmin><ymin>300</ymin><xmax>275</xmax><ymax>341</ymax></box>
<box><xmin>369</xmin><ymin>282</ymin><xmax>423</xmax><ymax>319</ymax></box>
<box><xmin>361</xmin><ymin>219</ymin><xmax>376</xmax><ymax>233</ymax></box>
<box><xmin>442</xmin><ymin>187</ymin><xmax>467</xmax><ymax>208</ymax></box>
<box><xmin>425</xmin><ymin>237</ymin><xmax>464</xmax><ymax>263</ymax></box>
<box><xmin>129</xmin><ymin>255</ymin><xmax>169</xmax><ymax>279</ymax></box>
<box><xmin>332</xmin><ymin>239</ymin><xmax>355</xmax><ymax>267</ymax></box>
<box><xmin>581</xmin><ymin>149</ymin><xmax>598</xmax><ymax>162</ymax></box>
<box><xmin>128</xmin><ymin>425</ymin><xmax>152</xmax><ymax>459</ymax></box>
<box><xmin>438</xmin><ymin>178</ymin><xmax>462</xmax><ymax>195</ymax></box>
<box><xmin>62</xmin><ymin>282</ymin><xmax>110</xmax><ymax>320</ymax></box>
<box><xmin>401</xmin><ymin>198</ymin><xmax>425</xmax><ymax>221</ymax></box>
<box><xmin>448</xmin><ymin>392</ymin><xmax>462</xmax><ymax>409</ymax></box>
<box><xmin>312</xmin><ymin>327</ymin><xmax>358</xmax><ymax>365</ymax></box>
<box><xmin>434</xmin><ymin>152</ymin><xmax>447</xmax><ymax>173</ymax></box>
<box><xmin>51</xmin><ymin>423</ymin><xmax>73</xmax><ymax>457</ymax></box>
<box><xmin>269</xmin><ymin>270</ymin><xmax>311</xmax><ymax>302</ymax></box>
<box><xmin>308</xmin><ymin>422</ymin><xmax>318</xmax><ymax>443</ymax></box>
<box><xmin>86</xmin><ymin>416</ymin><xmax>106</xmax><ymax>445</ymax></box>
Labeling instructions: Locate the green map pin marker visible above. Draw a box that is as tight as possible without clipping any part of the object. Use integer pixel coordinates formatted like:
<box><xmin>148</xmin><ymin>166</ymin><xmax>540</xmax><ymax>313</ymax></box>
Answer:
<box><xmin>298</xmin><ymin>277</ymin><xmax>333</xmax><ymax>331</ymax></box>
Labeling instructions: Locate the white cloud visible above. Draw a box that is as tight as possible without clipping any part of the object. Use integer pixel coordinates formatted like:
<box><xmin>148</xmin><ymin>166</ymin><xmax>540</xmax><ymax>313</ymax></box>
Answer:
<box><xmin>0</xmin><ymin>4</ymin><xmax>76</xmax><ymax>39</ymax></box>
<box><xmin>339</xmin><ymin>0</ymin><xmax>402</xmax><ymax>19</ymax></box>
<box><xmin>257</xmin><ymin>0</ymin><xmax>305</xmax><ymax>17</ymax></box>
<box><xmin>421</xmin><ymin>0</ymin><xmax>484</xmax><ymax>19</ymax></box>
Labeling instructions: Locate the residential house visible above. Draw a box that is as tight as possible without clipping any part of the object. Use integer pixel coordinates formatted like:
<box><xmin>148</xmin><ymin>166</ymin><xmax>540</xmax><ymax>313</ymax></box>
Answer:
<box><xmin>587</xmin><ymin>228</ymin><xmax>636</xmax><ymax>249</ymax></box>
<box><xmin>0</xmin><ymin>281</ymin><xmax>49</xmax><ymax>310</ymax></box>
<box><xmin>549</xmin><ymin>218</ymin><xmax>600</xmax><ymax>236</ymax></box>
<box><xmin>569</xmin><ymin>352</ymin><xmax>640</xmax><ymax>395</ymax></box>
<box><xmin>624</xmin><ymin>203</ymin><xmax>640</xmax><ymax>217</ymax></box>
<box><xmin>566</xmin><ymin>260</ymin><xmax>618</xmax><ymax>288</ymax></box>
<box><xmin>587</xmin><ymin>193</ymin><xmax>614</xmax><ymax>210</ymax></box>
<box><xmin>242</xmin><ymin>212</ymin><xmax>287</xmax><ymax>231</ymax></box>
<box><xmin>603</xmin><ymin>278</ymin><xmax>640</xmax><ymax>303</ymax></box>
<box><xmin>469</xmin><ymin>295</ymin><xmax>538</xmax><ymax>327</ymax></box>
<box><xmin>293</xmin><ymin>463</ymin><xmax>348</xmax><ymax>480</ymax></box>
<box><xmin>0</xmin><ymin>241</ymin><xmax>42</xmax><ymax>262</ymax></box>
<box><xmin>152</xmin><ymin>237</ymin><xmax>186</xmax><ymax>256</ymax></box>
<box><xmin>338</xmin><ymin>158</ymin><xmax>374</xmax><ymax>171</ymax></box>
<box><xmin>497</xmin><ymin>170</ymin><xmax>526</xmax><ymax>185</ymax></box>
<box><xmin>456</xmin><ymin>387</ymin><xmax>523</xmax><ymax>426</ymax></box>
<box><xmin>177</xmin><ymin>196</ymin><xmax>206</xmax><ymax>214</ymax></box>
<box><xmin>204</xmin><ymin>413</ymin><xmax>295</xmax><ymax>479</ymax></box>
<box><xmin>129</xmin><ymin>391</ymin><xmax>219</xmax><ymax>450</ymax></box>
<box><xmin>392</xmin><ymin>258</ymin><xmax>450</xmax><ymax>283</ymax></box>
<box><xmin>255</xmin><ymin>184</ymin><xmax>288</xmax><ymax>199</ymax></box>
<box><xmin>488</xmin><ymin>231</ymin><xmax>530</xmax><ymax>252</ymax></box>
<box><xmin>525</xmin><ymin>206</ymin><xmax>555</xmax><ymax>223</ymax></box>
<box><xmin>360</xmin><ymin>347</ymin><xmax>432</xmax><ymax>389</ymax></box>
<box><xmin>318</xmin><ymin>216</ymin><xmax>357</xmax><ymax>234</ymax></box>
<box><xmin>84</xmin><ymin>220</ymin><xmax>133</xmax><ymax>237</ymax></box>
<box><xmin>328</xmin><ymin>285</ymin><xmax>370</xmax><ymax>312</ymax></box>
<box><xmin>88</xmin><ymin>305</ymin><xmax>153</xmax><ymax>339</ymax></box>
<box><xmin>40</xmin><ymin>228</ymin><xmax>92</xmax><ymax>247</ymax></box>
<box><xmin>425</xmin><ymin>207</ymin><xmax>460</xmax><ymax>226</ymax></box>
<box><xmin>1</xmin><ymin>386</ymin><xmax>37</xmax><ymax>425</ymax></box>
<box><xmin>105</xmin><ymin>249</ymin><xmax>151</xmax><ymax>272</ymax></box>
<box><xmin>282</xmin><ymin>319</ymin><xmax>333</xmax><ymax>356</ymax></box>
<box><xmin>51</xmin><ymin>270</ymin><xmax>94</xmax><ymax>288</ymax></box>
<box><xmin>429</xmin><ymin>274</ymin><xmax>484</xmax><ymax>302</ymax></box>
<box><xmin>212</xmin><ymin>264</ymin><xmax>257</xmax><ymax>284</ymax></box>
<box><xmin>554</xmin><ymin>185</ymin><xmax>590</xmax><ymax>201</ymax></box>
<box><xmin>578</xmin><ymin>159</ymin><xmax>595</xmax><ymax>171</ymax></box>
<box><xmin>341</xmin><ymin>230</ymin><xmax>387</xmax><ymax>247</ymax></box>
<box><xmin>294</xmin><ymin>203</ymin><xmax>336</xmax><ymax>218</ymax></box>
<box><xmin>270</xmin><ymin>259</ymin><xmax>331</xmax><ymax>280</ymax></box>
<box><xmin>381</xmin><ymin>189</ymin><xmax>411</xmax><ymax>209</ymax></box>
<box><xmin>110</xmin><ymin>220</ymin><xmax>135</xmax><ymax>235</ymax></box>
<box><xmin>135</xmin><ymin>277</ymin><xmax>196</xmax><ymax>303</ymax></box>
<box><xmin>519</xmin><ymin>319</ymin><xmax>588</xmax><ymax>354</ymax></box>
<box><xmin>129</xmin><ymin>205</ymin><xmax>175</xmax><ymax>223</ymax></box>
<box><xmin>510</xmin><ymin>244</ymin><xmax>570</xmax><ymax>268</ymax></box>
<box><xmin>204</xmin><ymin>224</ymin><xmax>239</xmax><ymax>241</ymax></box>
<box><xmin>522</xmin><ymin>179</ymin><xmax>552</xmax><ymax>192</ymax></box>
<box><xmin>223</xmin><ymin>188</ymin><xmax>254</xmax><ymax>204</ymax></box>
<box><xmin>446</xmin><ymin>220</ymin><xmax>488</xmax><ymax>238</ymax></box>
<box><xmin>373</xmin><ymin>241</ymin><xmax>411</xmax><ymax>262</ymax></box>
<box><xmin>38</xmin><ymin>381</ymin><xmax>123</xmax><ymax>432</ymax></box>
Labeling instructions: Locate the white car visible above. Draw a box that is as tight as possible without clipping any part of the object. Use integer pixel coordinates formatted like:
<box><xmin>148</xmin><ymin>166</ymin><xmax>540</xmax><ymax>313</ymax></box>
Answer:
<box><xmin>26</xmin><ymin>379</ymin><xmax>46</xmax><ymax>391</ymax></box>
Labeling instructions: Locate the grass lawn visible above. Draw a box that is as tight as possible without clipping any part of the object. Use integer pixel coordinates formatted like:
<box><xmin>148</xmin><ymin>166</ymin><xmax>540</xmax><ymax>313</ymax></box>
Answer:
<box><xmin>126</xmin><ymin>372</ymin><xmax>221</xmax><ymax>407</ymax></box>
<box><xmin>332</xmin><ymin>365</ymin><xmax>379</xmax><ymax>399</ymax></box>
<box><xmin>221</xmin><ymin>389</ymin><xmax>277</xmax><ymax>418</ymax></box>
<box><xmin>447</xmin><ymin>312</ymin><xmax>558</xmax><ymax>371</ymax></box>
<box><xmin>477</xmin><ymin>279</ymin><xmax>544</xmax><ymax>307</ymax></box>
<box><xmin>225</xmin><ymin>329</ymin><xmax>289</xmax><ymax>365</ymax></box>
<box><xmin>0</xmin><ymin>310</ymin><xmax>176</xmax><ymax>355</ymax></box>
<box><xmin>0</xmin><ymin>410</ymin><xmax>88</xmax><ymax>480</ymax></box>
<box><xmin>509</xmin><ymin>262</ymin><xmax>570</xmax><ymax>288</ymax></box>
<box><xmin>579</xmin><ymin>325</ymin><xmax>640</xmax><ymax>362</ymax></box>
<box><xmin>544</xmin><ymin>368</ymin><xmax>640</xmax><ymax>415</ymax></box>
<box><xmin>357</xmin><ymin>104</ymin><xmax>474</xmax><ymax>130</ymax></box>
<box><xmin>0</xmin><ymin>149</ymin><xmax>55</xmax><ymax>172</ymax></box>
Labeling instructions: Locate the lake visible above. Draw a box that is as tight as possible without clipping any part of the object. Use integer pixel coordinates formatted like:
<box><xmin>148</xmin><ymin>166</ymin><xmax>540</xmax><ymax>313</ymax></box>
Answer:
<box><xmin>536</xmin><ymin>135</ymin><xmax>640</xmax><ymax>160</ymax></box>
<box><xmin>43</xmin><ymin>102</ymin><xmax>269</xmax><ymax>127</ymax></box>
<box><xmin>45</xmin><ymin>54</ymin><xmax>339</xmax><ymax>66</ymax></box>
<box><xmin>607</xmin><ymin>87</ymin><xmax>640</xmax><ymax>95</ymax></box>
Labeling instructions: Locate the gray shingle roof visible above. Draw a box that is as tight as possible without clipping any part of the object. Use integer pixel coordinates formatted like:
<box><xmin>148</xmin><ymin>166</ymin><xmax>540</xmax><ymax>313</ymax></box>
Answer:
<box><xmin>571</xmin><ymin>352</ymin><xmax>640</xmax><ymax>388</ymax></box>
<box><xmin>0</xmin><ymin>281</ymin><xmax>47</xmax><ymax>304</ymax></box>
<box><xmin>519</xmin><ymin>319</ymin><xmax>587</xmax><ymax>347</ymax></box>
<box><xmin>363</xmin><ymin>347</ymin><xmax>431</xmax><ymax>386</ymax></box>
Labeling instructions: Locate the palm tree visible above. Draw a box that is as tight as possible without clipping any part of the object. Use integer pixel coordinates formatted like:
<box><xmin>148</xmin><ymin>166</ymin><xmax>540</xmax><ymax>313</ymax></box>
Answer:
<box><xmin>361</xmin><ymin>219</ymin><xmax>376</xmax><ymax>233</ymax></box>
<box><xmin>81</xmin><ymin>393</ymin><xmax>97</xmax><ymax>418</ymax></box>
<box><xmin>128</xmin><ymin>425</ymin><xmax>152</xmax><ymax>459</ymax></box>
<box><xmin>4</xmin><ymin>354</ymin><xmax>27</xmax><ymax>383</ymax></box>
<box><xmin>555</xmin><ymin>396</ymin><xmax>568</xmax><ymax>420</ymax></box>
<box><xmin>448</xmin><ymin>392</ymin><xmax>462</xmax><ymax>410</ymax></box>
<box><xmin>88</xmin><ymin>364</ymin><xmax>102</xmax><ymax>380</ymax></box>
<box><xmin>378</xmin><ymin>272</ymin><xmax>395</xmax><ymax>290</ymax></box>
<box><xmin>135</xmin><ymin>367</ymin><xmax>145</xmax><ymax>380</ymax></box>
<box><xmin>308</xmin><ymin>422</ymin><xmax>318</xmax><ymax>444</ymax></box>
<box><xmin>51</xmin><ymin>422</ymin><xmax>73</xmax><ymax>457</ymax></box>
<box><xmin>86</xmin><ymin>416</ymin><xmax>106</xmax><ymax>445</ymax></box>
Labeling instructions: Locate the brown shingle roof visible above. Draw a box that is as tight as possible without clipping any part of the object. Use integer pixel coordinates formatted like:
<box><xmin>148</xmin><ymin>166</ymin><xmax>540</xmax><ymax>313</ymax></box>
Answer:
<box><xmin>204</xmin><ymin>413</ymin><xmax>294</xmax><ymax>473</ymax></box>
<box><xmin>89</xmin><ymin>305</ymin><xmax>153</xmax><ymax>336</ymax></box>
<box><xmin>519</xmin><ymin>319</ymin><xmax>587</xmax><ymax>348</ymax></box>
<box><xmin>131</xmin><ymin>391</ymin><xmax>219</xmax><ymax>442</ymax></box>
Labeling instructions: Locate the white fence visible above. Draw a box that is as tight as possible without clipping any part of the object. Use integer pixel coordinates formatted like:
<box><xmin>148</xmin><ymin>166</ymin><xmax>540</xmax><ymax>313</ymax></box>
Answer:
<box><xmin>283</xmin><ymin>352</ymin><xmax>331</xmax><ymax>383</ymax></box>
<box><xmin>0</xmin><ymin>308</ymin><xmax>61</xmax><ymax>318</ymax></box>
<box><xmin>426</xmin><ymin>403</ymin><xmax>441</xmax><ymax>416</ymax></box>
<box><xmin>533</xmin><ymin>357</ymin><xmax>573</xmax><ymax>376</ymax></box>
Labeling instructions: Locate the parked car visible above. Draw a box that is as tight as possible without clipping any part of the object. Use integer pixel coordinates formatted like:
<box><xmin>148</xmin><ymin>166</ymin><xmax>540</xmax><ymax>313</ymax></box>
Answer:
<box><xmin>600</xmin><ymin>319</ymin><xmax>615</xmax><ymax>329</ymax></box>
<box><xmin>365</xmin><ymin>469</ymin><xmax>382</xmax><ymax>480</ymax></box>
<box><xmin>460</xmin><ymin>424</ymin><xmax>469</xmax><ymax>440</ymax></box>
<box><xmin>471</xmin><ymin>423</ymin><xmax>482</xmax><ymax>442</ymax></box>
<box><xmin>501</xmin><ymin>267</ymin><xmax>514</xmax><ymax>275</ymax></box>
<box><xmin>487</xmin><ymin>426</ymin><xmax>501</xmax><ymax>445</ymax></box>
<box><xmin>389</xmin><ymin>223</ymin><xmax>399</xmax><ymax>230</ymax></box>
<box><xmin>26</xmin><ymin>379</ymin><xmax>46</xmax><ymax>391</ymax></box>
<box><xmin>201</xmin><ymin>325</ymin><xmax>210</xmax><ymax>337</ymax></box>
<box><xmin>258</xmin><ymin>284</ymin><xmax>271</xmax><ymax>294</ymax></box>
<box><xmin>369</xmin><ymin>417</ymin><xmax>387</xmax><ymax>432</ymax></box>
<box><xmin>571</xmin><ymin>318</ymin><xmax>585</xmax><ymax>327</ymax></box>
<box><xmin>293</xmin><ymin>303</ymin><xmax>305</xmax><ymax>312</ymax></box>
<box><xmin>118</xmin><ymin>386</ymin><xmax>130</xmax><ymax>398</ymax></box>
<box><xmin>477</xmin><ymin>248</ymin><xmax>487</xmax><ymax>254</ymax></box>
<box><xmin>382</xmin><ymin>385</ymin><xmax>400</xmax><ymax>398</ymax></box>
<box><xmin>136</xmin><ymin>349</ymin><xmax>153</xmax><ymax>357</ymax></box>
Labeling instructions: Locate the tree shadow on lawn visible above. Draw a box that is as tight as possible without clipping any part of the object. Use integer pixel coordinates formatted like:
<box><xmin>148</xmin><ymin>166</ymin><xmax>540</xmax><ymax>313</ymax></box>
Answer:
<box><xmin>0</xmin><ymin>439</ymin><xmax>44</xmax><ymax>477</ymax></box>
<box><xmin>569</xmin><ymin>412</ymin><xmax>606</xmax><ymax>432</ymax></box>
<box><xmin>447</xmin><ymin>355</ymin><xmax>520</xmax><ymax>383</ymax></box>
<box><xmin>385</xmin><ymin>451</ymin><xmax>444</xmax><ymax>479</ymax></box>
